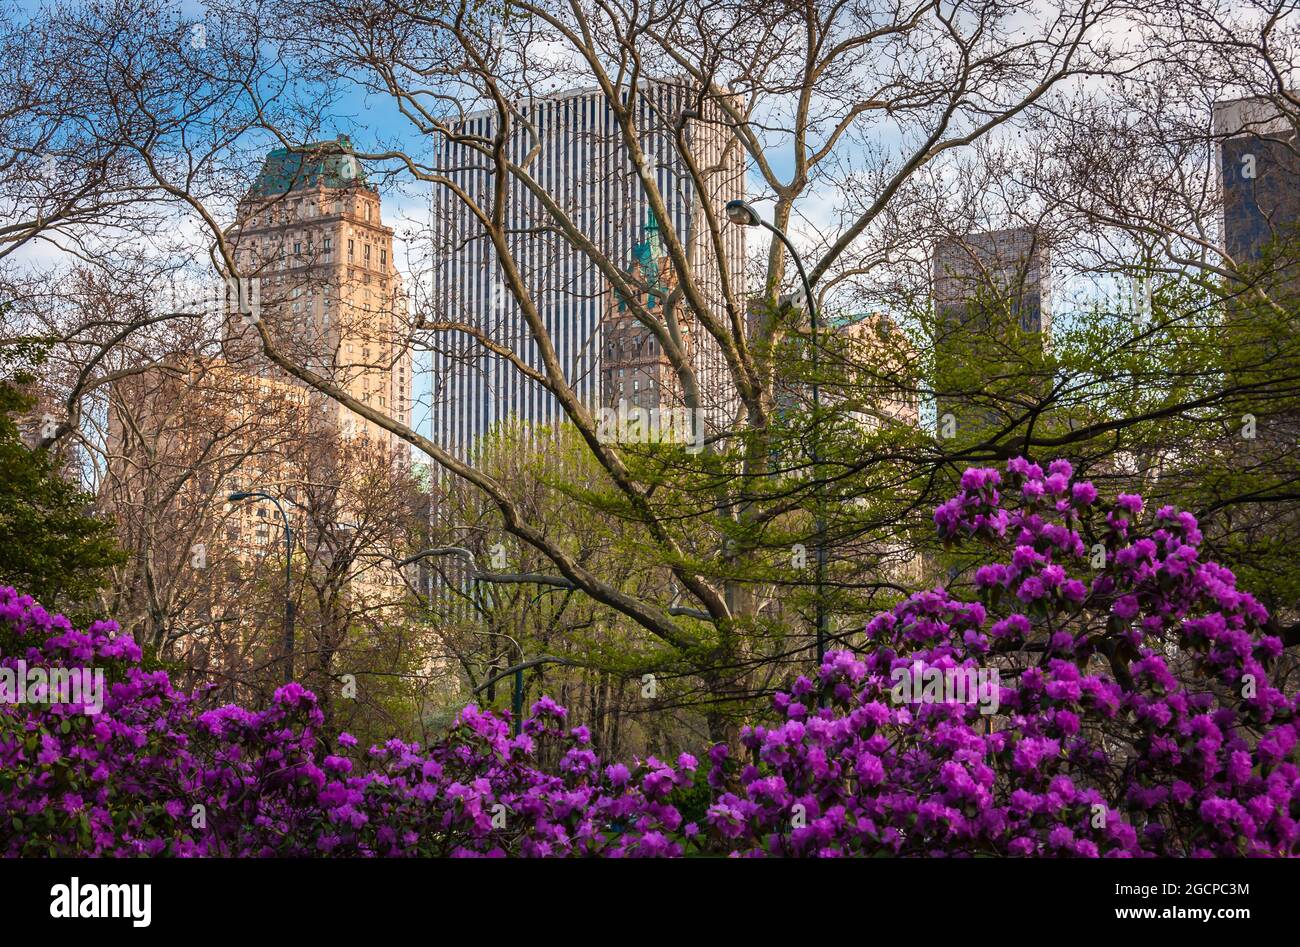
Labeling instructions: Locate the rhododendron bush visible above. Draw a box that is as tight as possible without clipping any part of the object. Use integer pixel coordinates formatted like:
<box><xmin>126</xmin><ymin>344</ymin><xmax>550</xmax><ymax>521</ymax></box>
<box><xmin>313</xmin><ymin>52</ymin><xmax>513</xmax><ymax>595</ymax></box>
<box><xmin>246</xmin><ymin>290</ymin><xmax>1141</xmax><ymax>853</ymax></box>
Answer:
<box><xmin>2</xmin><ymin>459</ymin><xmax>1297</xmax><ymax>856</ymax></box>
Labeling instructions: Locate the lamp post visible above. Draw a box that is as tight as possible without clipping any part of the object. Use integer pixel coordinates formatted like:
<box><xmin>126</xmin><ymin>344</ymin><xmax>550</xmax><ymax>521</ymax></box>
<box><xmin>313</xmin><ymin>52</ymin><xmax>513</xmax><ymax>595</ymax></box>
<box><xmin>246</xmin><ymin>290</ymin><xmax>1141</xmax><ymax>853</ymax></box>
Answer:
<box><xmin>397</xmin><ymin>545</ymin><xmax>575</xmax><ymax>735</ymax></box>
<box><xmin>515</xmin><ymin>584</ymin><xmax>573</xmax><ymax>735</ymax></box>
<box><xmin>229</xmin><ymin>490</ymin><xmax>295</xmax><ymax>683</ymax></box>
<box><xmin>725</xmin><ymin>199</ymin><xmax>830</xmax><ymax>674</ymax></box>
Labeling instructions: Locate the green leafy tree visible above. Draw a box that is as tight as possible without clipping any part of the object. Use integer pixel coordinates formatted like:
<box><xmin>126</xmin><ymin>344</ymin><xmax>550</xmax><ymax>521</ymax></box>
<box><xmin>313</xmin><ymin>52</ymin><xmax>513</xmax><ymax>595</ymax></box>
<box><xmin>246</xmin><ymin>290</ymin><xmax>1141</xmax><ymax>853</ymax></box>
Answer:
<box><xmin>0</xmin><ymin>346</ymin><xmax>123</xmax><ymax>614</ymax></box>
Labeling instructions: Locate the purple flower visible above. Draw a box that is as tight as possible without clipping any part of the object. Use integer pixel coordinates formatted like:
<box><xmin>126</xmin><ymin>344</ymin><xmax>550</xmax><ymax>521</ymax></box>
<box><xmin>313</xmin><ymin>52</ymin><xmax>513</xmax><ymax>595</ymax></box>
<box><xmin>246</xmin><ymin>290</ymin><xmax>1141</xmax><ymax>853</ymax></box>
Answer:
<box><xmin>1116</xmin><ymin>493</ymin><xmax>1143</xmax><ymax>515</ymax></box>
<box><xmin>1061</xmin><ymin>579</ymin><xmax>1088</xmax><ymax>602</ymax></box>
<box><xmin>1112</xmin><ymin>594</ymin><xmax>1140</xmax><ymax>620</ymax></box>
<box><xmin>975</xmin><ymin>564</ymin><xmax>1011</xmax><ymax>588</ymax></box>
<box><xmin>1017</xmin><ymin>576</ymin><xmax>1047</xmax><ymax>601</ymax></box>
<box><xmin>1071</xmin><ymin>481</ymin><xmax>1098</xmax><ymax>506</ymax></box>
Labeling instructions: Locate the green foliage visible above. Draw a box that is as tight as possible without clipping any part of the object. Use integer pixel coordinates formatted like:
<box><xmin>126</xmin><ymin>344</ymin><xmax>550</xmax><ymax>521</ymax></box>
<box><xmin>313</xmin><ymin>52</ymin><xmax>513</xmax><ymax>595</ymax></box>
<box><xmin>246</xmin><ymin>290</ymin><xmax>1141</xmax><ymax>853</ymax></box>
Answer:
<box><xmin>918</xmin><ymin>255</ymin><xmax>1300</xmax><ymax>625</ymax></box>
<box><xmin>0</xmin><ymin>346</ymin><xmax>123</xmax><ymax>615</ymax></box>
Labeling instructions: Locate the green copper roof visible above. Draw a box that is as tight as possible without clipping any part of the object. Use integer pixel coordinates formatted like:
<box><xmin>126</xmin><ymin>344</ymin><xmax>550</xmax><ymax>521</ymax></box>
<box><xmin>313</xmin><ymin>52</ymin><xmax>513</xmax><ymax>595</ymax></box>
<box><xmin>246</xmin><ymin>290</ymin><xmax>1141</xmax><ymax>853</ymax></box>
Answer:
<box><xmin>627</xmin><ymin>211</ymin><xmax>667</xmax><ymax>306</ymax></box>
<box><xmin>250</xmin><ymin>135</ymin><xmax>365</xmax><ymax>197</ymax></box>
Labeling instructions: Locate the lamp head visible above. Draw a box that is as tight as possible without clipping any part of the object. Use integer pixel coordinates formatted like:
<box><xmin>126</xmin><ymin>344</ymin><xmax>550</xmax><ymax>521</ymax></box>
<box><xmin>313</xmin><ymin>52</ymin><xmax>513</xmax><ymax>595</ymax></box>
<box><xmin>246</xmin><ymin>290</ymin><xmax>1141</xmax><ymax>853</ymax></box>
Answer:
<box><xmin>228</xmin><ymin>491</ymin><xmax>251</xmax><ymax>502</ymax></box>
<box><xmin>725</xmin><ymin>199</ymin><xmax>761</xmax><ymax>227</ymax></box>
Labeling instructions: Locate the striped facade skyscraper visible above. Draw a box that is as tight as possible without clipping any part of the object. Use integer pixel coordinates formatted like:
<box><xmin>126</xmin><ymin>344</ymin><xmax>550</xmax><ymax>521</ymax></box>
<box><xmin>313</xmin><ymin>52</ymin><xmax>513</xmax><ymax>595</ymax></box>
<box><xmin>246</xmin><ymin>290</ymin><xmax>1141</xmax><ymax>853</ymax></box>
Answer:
<box><xmin>427</xmin><ymin>82</ymin><xmax>746</xmax><ymax>458</ymax></box>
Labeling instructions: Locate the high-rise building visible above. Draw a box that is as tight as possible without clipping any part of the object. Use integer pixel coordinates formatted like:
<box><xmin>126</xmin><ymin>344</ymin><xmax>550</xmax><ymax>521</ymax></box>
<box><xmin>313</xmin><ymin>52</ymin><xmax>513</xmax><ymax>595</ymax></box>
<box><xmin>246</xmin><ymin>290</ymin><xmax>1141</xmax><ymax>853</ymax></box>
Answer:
<box><xmin>427</xmin><ymin>83</ymin><xmax>746</xmax><ymax>458</ymax></box>
<box><xmin>759</xmin><ymin>307</ymin><xmax>918</xmax><ymax>431</ymax></box>
<box><xmin>601</xmin><ymin>213</ymin><xmax>692</xmax><ymax>412</ymax></box>
<box><xmin>828</xmin><ymin>313</ymin><xmax>919</xmax><ymax>432</ymax></box>
<box><xmin>103</xmin><ymin>138</ymin><xmax>419</xmax><ymax>672</ymax></box>
<box><xmin>226</xmin><ymin>135</ymin><xmax>413</xmax><ymax>454</ymax></box>
<box><xmin>1213</xmin><ymin>96</ymin><xmax>1300</xmax><ymax>453</ymax></box>
<box><xmin>932</xmin><ymin>226</ymin><xmax>1050</xmax><ymax>438</ymax></box>
<box><xmin>106</xmin><ymin>356</ymin><xmax>315</xmax><ymax>547</ymax></box>
<box><xmin>933</xmin><ymin>227</ymin><xmax>1050</xmax><ymax>336</ymax></box>
<box><xmin>1214</xmin><ymin>96</ymin><xmax>1300</xmax><ymax>272</ymax></box>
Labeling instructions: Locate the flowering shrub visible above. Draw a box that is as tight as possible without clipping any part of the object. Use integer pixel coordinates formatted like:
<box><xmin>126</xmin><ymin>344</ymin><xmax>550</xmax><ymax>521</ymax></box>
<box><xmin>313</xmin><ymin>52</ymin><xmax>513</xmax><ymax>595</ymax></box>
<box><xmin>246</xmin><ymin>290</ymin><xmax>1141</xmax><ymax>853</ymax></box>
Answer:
<box><xmin>704</xmin><ymin>459</ymin><xmax>1298</xmax><ymax>856</ymax></box>
<box><xmin>0</xmin><ymin>593</ymin><xmax>693</xmax><ymax>856</ymax></box>
<box><xmin>1</xmin><ymin>458</ymin><xmax>1297</xmax><ymax>856</ymax></box>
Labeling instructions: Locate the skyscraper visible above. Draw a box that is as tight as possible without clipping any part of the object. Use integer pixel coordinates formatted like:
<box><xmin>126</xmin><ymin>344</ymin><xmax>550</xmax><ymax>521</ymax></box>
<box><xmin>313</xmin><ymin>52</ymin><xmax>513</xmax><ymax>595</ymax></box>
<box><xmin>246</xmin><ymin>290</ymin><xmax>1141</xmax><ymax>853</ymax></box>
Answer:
<box><xmin>933</xmin><ymin>227</ymin><xmax>1050</xmax><ymax>336</ymax></box>
<box><xmin>227</xmin><ymin>135</ymin><xmax>413</xmax><ymax>454</ymax></box>
<box><xmin>1213</xmin><ymin>96</ymin><xmax>1300</xmax><ymax>451</ymax></box>
<box><xmin>827</xmin><ymin>313</ymin><xmax>919</xmax><ymax>432</ymax></box>
<box><xmin>427</xmin><ymin>83</ymin><xmax>746</xmax><ymax>458</ymax></box>
<box><xmin>932</xmin><ymin>227</ymin><xmax>1051</xmax><ymax>438</ymax></box>
<box><xmin>601</xmin><ymin>213</ymin><xmax>692</xmax><ymax>411</ymax></box>
<box><xmin>103</xmin><ymin>137</ymin><xmax>419</xmax><ymax>673</ymax></box>
<box><xmin>1214</xmin><ymin>96</ymin><xmax>1300</xmax><ymax>272</ymax></box>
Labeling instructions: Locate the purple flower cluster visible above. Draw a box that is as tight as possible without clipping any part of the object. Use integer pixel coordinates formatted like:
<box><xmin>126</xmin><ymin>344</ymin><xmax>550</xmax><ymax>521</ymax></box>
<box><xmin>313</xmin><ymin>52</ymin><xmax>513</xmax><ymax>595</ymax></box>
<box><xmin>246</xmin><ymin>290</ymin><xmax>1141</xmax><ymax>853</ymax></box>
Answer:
<box><xmin>0</xmin><ymin>590</ymin><xmax>694</xmax><ymax>857</ymax></box>
<box><xmin>696</xmin><ymin>459</ymin><xmax>1297</xmax><ymax>856</ymax></box>
<box><xmin>2</xmin><ymin>458</ymin><xmax>1297</xmax><ymax>856</ymax></box>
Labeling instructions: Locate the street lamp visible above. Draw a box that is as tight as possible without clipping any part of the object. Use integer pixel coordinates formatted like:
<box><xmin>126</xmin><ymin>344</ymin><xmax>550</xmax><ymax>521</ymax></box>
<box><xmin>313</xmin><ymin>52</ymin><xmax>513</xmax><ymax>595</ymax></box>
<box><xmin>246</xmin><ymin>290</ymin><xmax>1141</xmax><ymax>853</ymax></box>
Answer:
<box><xmin>229</xmin><ymin>489</ymin><xmax>295</xmax><ymax>684</ymax></box>
<box><xmin>513</xmin><ymin>584</ymin><xmax>574</xmax><ymax>735</ymax></box>
<box><xmin>724</xmin><ymin>200</ymin><xmax>762</xmax><ymax>227</ymax></box>
<box><xmin>399</xmin><ymin>546</ymin><xmax>578</xmax><ymax>734</ymax></box>
<box><xmin>725</xmin><ymin>199</ymin><xmax>830</xmax><ymax>676</ymax></box>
